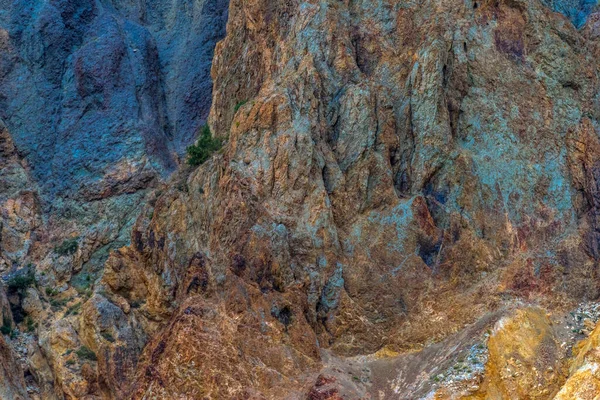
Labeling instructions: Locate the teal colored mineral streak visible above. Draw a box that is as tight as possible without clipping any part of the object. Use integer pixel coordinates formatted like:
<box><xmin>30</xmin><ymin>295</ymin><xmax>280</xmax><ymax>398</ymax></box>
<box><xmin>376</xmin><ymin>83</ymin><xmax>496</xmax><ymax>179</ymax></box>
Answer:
<box><xmin>454</xmin><ymin>88</ymin><xmax>576</xmax><ymax>227</ymax></box>
<box><xmin>354</xmin><ymin>198</ymin><xmax>417</xmax><ymax>255</ymax></box>
<box><xmin>542</xmin><ymin>0</ymin><xmax>599</xmax><ymax>28</ymax></box>
<box><xmin>319</xmin><ymin>263</ymin><xmax>345</xmax><ymax>313</ymax></box>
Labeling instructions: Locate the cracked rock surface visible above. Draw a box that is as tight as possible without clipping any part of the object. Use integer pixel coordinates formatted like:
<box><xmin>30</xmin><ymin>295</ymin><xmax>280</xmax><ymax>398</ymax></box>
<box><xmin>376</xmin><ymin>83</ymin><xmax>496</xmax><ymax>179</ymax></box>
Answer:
<box><xmin>2</xmin><ymin>0</ymin><xmax>600</xmax><ymax>398</ymax></box>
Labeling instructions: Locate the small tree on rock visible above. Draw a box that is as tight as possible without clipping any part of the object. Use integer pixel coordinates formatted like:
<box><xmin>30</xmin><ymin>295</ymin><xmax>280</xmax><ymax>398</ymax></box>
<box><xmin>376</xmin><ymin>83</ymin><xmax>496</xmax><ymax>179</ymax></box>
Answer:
<box><xmin>186</xmin><ymin>125</ymin><xmax>222</xmax><ymax>166</ymax></box>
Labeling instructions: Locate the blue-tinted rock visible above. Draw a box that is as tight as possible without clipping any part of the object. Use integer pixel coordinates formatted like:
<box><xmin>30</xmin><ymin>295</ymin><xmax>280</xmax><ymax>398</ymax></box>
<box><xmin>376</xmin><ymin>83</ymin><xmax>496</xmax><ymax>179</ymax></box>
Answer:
<box><xmin>0</xmin><ymin>0</ymin><xmax>228</xmax><ymax>202</ymax></box>
<box><xmin>542</xmin><ymin>0</ymin><xmax>599</xmax><ymax>27</ymax></box>
<box><xmin>0</xmin><ymin>0</ymin><xmax>228</xmax><ymax>273</ymax></box>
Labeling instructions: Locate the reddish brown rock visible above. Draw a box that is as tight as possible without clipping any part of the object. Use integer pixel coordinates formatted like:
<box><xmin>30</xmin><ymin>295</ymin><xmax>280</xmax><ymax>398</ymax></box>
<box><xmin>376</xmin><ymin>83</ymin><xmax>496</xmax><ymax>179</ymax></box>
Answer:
<box><xmin>1</xmin><ymin>0</ymin><xmax>600</xmax><ymax>398</ymax></box>
<box><xmin>0</xmin><ymin>334</ymin><xmax>28</xmax><ymax>399</ymax></box>
<box><xmin>72</xmin><ymin>0</ymin><xmax>600</xmax><ymax>397</ymax></box>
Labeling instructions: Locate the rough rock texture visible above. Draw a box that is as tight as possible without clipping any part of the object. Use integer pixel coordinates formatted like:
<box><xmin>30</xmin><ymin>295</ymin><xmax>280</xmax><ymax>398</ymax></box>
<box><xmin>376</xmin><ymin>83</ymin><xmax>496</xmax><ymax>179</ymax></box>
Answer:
<box><xmin>0</xmin><ymin>0</ymin><xmax>229</xmax><ymax>195</ymax></box>
<box><xmin>72</xmin><ymin>0</ymin><xmax>600</xmax><ymax>398</ymax></box>
<box><xmin>2</xmin><ymin>0</ymin><xmax>600</xmax><ymax>398</ymax></box>
<box><xmin>0</xmin><ymin>1</ymin><xmax>229</xmax><ymax>398</ymax></box>
<box><xmin>555</xmin><ymin>317</ymin><xmax>600</xmax><ymax>399</ymax></box>
<box><xmin>447</xmin><ymin>307</ymin><xmax>566</xmax><ymax>399</ymax></box>
<box><xmin>0</xmin><ymin>333</ymin><xmax>28</xmax><ymax>400</ymax></box>
<box><xmin>0</xmin><ymin>0</ymin><xmax>229</xmax><ymax>282</ymax></box>
<box><xmin>0</xmin><ymin>120</ymin><xmax>40</xmax><ymax>271</ymax></box>
<box><xmin>542</xmin><ymin>0</ymin><xmax>599</xmax><ymax>27</ymax></box>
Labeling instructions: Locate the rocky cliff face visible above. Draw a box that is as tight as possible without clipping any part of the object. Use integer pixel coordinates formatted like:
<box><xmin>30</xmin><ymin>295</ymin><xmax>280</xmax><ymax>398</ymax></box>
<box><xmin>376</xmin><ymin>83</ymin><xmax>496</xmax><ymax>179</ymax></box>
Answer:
<box><xmin>0</xmin><ymin>0</ymin><xmax>228</xmax><ymax>279</ymax></box>
<box><xmin>543</xmin><ymin>0</ymin><xmax>599</xmax><ymax>27</ymax></box>
<box><xmin>0</xmin><ymin>333</ymin><xmax>28</xmax><ymax>399</ymax></box>
<box><xmin>0</xmin><ymin>0</ymin><xmax>228</xmax><ymax>398</ymax></box>
<box><xmin>79</xmin><ymin>0</ymin><xmax>600</xmax><ymax>398</ymax></box>
<box><xmin>2</xmin><ymin>0</ymin><xmax>600</xmax><ymax>399</ymax></box>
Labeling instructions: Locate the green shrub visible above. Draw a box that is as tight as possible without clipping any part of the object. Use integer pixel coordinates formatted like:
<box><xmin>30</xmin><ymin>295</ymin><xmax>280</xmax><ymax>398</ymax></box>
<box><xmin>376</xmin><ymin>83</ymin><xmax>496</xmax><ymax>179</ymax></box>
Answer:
<box><xmin>6</xmin><ymin>271</ymin><xmax>36</xmax><ymax>292</ymax></box>
<box><xmin>24</xmin><ymin>317</ymin><xmax>35</xmax><ymax>333</ymax></box>
<box><xmin>54</xmin><ymin>238</ymin><xmax>79</xmax><ymax>256</ymax></box>
<box><xmin>1</xmin><ymin>315</ymin><xmax>15</xmax><ymax>337</ymax></box>
<box><xmin>75</xmin><ymin>346</ymin><xmax>97</xmax><ymax>361</ymax></box>
<box><xmin>50</xmin><ymin>298</ymin><xmax>68</xmax><ymax>311</ymax></box>
<box><xmin>0</xmin><ymin>325</ymin><xmax>11</xmax><ymax>336</ymax></box>
<box><xmin>46</xmin><ymin>287</ymin><xmax>59</xmax><ymax>297</ymax></box>
<box><xmin>234</xmin><ymin>100</ymin><xmax>247</xmax><ymax>113</ymax></box>
<box><xmin>101</xmin><ymin>332</ymin><xmax>115</xmax><ymax>343</ymax></box>
<box><xmin>65</xmin><ymin>303</ymin><xmax>82</xmax><ymax>316</ymax></box>
<box><xmin>186</xmin><ymin>125</ymin><xmax>222</xmax><ymax>167</ymax></box>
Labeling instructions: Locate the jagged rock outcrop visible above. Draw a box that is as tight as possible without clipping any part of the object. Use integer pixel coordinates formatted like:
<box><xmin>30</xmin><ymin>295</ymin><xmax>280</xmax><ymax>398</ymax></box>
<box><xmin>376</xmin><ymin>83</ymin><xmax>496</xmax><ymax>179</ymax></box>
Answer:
<box><xmin>1</xmin><ymin>0</ymin><xmax>600</xmax><ymax>398</ymax></box>
<box><xmin>555</xmin><ymin>315</ymin><xmax>600</xmax><ymax>399</ymax></box>
<box><xmin>0</xmin><ymin>1</ymin><xmax>229</xmax><ymax>398</ymax></box>
<box><xmin>0</xmin><ymin>0</ymin><xmax>229</xmax><ymax>281</ymax></box>
<box><xmin>0</xmin><ymin>333</ymin><xmax>28</xmax><ymax>399</ymax></box>
<box><xmin>70</xmin><ymin>0</ymin><xmax>600</xmax><ymax>398</ymax></box>
<box><xmin>0</xmin><ymin>0</ymin><xmax>229</xmax><ymax>196</ymax></box>
<box><xmin>0</xmin><ymin>120</ymin><xmax>41</xmax><ymax>272</ymax></box>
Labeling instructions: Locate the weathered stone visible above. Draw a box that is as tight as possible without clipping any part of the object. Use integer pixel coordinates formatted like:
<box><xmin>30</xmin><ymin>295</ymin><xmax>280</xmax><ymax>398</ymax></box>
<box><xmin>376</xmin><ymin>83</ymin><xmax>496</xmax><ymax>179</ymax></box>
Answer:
<box><xmin>79</xmin><ymin>0</ymin><xmax>600</xmax><ymax>397</ymax></box>
<box><xmin>471</xmin><ymin>308</ymin><xmax>565</xmax><ymax>399</ymax></box>
<box><xmin>554</xmin><ymin>318</ymin><xmax>600</xmax><ymax>399</ymax></box>
<box><xmin>0</xmin><ymin>334</ymin><xmax>27</xmax><ymax>399</ymax></box>
<box><xmin>1</xmin><ymin>0</ymin><xmax>600</xmax><ymax>398</ymax></box>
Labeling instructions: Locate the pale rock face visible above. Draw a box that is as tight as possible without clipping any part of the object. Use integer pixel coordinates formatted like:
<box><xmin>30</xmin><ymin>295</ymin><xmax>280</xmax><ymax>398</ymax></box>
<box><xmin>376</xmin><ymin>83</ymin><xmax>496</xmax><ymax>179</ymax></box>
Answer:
<box><xmin>469</xmin><ymin>308</ymin><xmax>565</xmax><ymax>399</ymax></box>
<box><xmin>553</xmin><ymin>315</ymin><xmax>600</xmax><ymax>400</ymax></box>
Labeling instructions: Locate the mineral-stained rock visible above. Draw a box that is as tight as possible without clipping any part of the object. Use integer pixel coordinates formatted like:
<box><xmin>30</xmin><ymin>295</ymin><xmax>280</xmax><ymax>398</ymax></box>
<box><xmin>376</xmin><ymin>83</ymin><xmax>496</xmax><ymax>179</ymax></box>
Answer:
<box><xmin>0</xmin><ymin>0</ymin><xmax>229</xmax><ymax>198</ymax></box>
<box><xmin>0</xmin><ymin>333</ymin><xmax>28</xmax><ymax>399</ymax></box>
<box><xmin>0</xmin><ymin>2</ymin><xmax>229</xmax><ymax>396</ymax></box>
<box><xmin>128</xmin><ymin>287</ymin><xmax>320</xmax><ymax>399</ymax></box>
<box><xmin>0</xmin><ymin>0</ymin><xmax>230</xmax><ymax>293</ymax></box>
<box><xmin>542</xmin><ymin>0</ymin><xmax>599</xmax><ymax>28</ymax></box>
<box><xmin>74</xmin><ymin>0</ymin><xmax>600</xmax><ymax>397</ymax></box>
<box><xmin>463</xmin><ymin>307</ymin><xmax>566</xmax><ymax>399</ymax></box>
<box><xmin>1</xmin><ymin>0</ymin><xmax>600</xmax><ymax>398</ymax></box>
<box><xmin>0</xmin><ymin>121</ymin><xmax>41</xmax><ymax>271</ymax></box>
<box><xmin>553</xmin><ymin>317</ymin><xmax>600</xmax><ymax>399</ymax></box>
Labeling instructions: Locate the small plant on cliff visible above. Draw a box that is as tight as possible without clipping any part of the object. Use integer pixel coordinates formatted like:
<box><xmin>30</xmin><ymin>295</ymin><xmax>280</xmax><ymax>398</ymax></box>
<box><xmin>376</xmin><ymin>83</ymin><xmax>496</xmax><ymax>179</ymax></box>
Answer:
<box><xmin>65</xmin><ymin>302</ymin><xmax>82</xmax><ymax>316</ymax></box>
<box><xmin>101</xmin><ymin>332</ymin><xmax>115</xmax><ymax>343</ymax></box>
<box><xmin>0</xmin><ymin>315</ymin><xmax>11</xmax><ymax>336</ymax></box>
<box><xmin>54</xmin><ymin>238</ymin><xmax>79</xmax><ymax>256</ymax></box>
<box><xmin>24</xmin><ymin>316</ymin><xmax>36</xmax><ymax>333</ymax></box>
<box><xmin>186</xmin><ymin>125</ymin><xmax>222</xmax><ymax>166</ymax></box>
<box><xmin>6</xmin><ymin>270</ymin><xmax>36</xmax><ymax>293</ymax></box>
<box><xmin>75</xmin><ymin>346</ymin><xmax>97</xmax><ymax>362</ymax></box>
<box><xmin>50</xmin><ymin>298</ymin><xmax>68</xmax><ymax>311</ymax></box>
<box><xmin>234</xmin><ymin>100</ymin><xmax>247</xmax><ymax>113</ymax></box>
<box><xmin>0</xmin><ymin>315</ymin><xmax>17</xmax><ymax>339</ymax></box>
